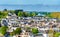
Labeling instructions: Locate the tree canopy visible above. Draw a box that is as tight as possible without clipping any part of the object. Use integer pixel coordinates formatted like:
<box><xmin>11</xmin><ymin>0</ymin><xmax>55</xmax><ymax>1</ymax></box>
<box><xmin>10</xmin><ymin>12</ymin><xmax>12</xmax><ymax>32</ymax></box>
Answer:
<box><xmin>54</xmin><ymin>32</ymin><xmax>60</xmax><ymax>37</ymax></box>
<box><xmin>31</xmin><ymin>28</ymin><xmax>39</xmax><ymax>34</ymax></box>
<box><xmin>0</xmin><ymin>26</ymin><xmax>8</xmax><ymax>35</ymax></box>
<box><xmin>13</xmin><ymin>28</ymin><xmax>22</xmax><ymax>35</ymax></box>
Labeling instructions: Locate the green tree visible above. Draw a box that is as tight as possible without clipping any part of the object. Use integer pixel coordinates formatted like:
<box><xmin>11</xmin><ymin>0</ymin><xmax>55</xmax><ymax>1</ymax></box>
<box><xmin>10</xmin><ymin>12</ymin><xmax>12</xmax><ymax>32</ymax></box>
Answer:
<box><xmin>10</xmin><ymin>32</ymin><xmax>14</xmax><ymax>36</ymax></box>
<box><xmin>0</xmin><ymin>26</ymin><xmax>8</xmax><ymax>35</ymax></box>
<box><xmin>31</xmin><ymin>28</ymin><xmax>39</xmax><ymax>34</ymax></box>
<box><xmin>3</xmin><ymin>9</ymin><xmax>7</xmax><ymax>11</ymax></box>
<box><xmin>14</xmin><ymin>9</ymin><xmax>23</xmax><ymax>15</ymax></box>
<box><xmin>13</xmin><ymin>28</ymin><xmax>22</xmax><ymax>35</ymax></box>
<box><xmin>54</xmin><ymin>32</ymin><xmax>60</xmax><ymax>37</ymax></box>
<box><xmin>23</xmin><ymin>12</ymin><xmax>28</xmax><ymax>17</ymax></box>
<box><xmin>18</xmin><ymin>11</ymin><xmax>23</xmax><ymax>17</ymax></box>
<box><xmin>27</xmin><ymin>13</ymin><xmax>31</xmax><ymax>17</ymax></box>
<box><xmin>31</xmin><ymin>12</ymin><xmax>36</xmax><ymax>17</ymax></box>
<box><xmin>0</xmin><ymin>11</ymin><xmax>8</xmax><ymax>18</ymax></box>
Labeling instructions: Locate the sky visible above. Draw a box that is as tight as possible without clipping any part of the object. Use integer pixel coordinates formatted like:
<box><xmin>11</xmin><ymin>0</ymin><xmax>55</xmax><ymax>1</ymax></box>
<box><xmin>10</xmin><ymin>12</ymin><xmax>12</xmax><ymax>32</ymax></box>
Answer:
<box><xmin>0</xmin><ymin>0</ymin><xmax>60</xmax><ymax>5</ymax></box>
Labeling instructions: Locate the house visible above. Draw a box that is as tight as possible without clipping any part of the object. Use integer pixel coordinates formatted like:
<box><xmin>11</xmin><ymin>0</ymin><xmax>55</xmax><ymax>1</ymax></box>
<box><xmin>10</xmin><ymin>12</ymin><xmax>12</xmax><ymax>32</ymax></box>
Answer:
<box><xmin>1</xmin><ymin>19</ymin><xmax>8</xmax><ymax>26</ymax></box>
<box><xmin>34</xmin><ymin>33</ymin><xmax>48</xmax><ymax>37</ymax></box>
<box><xmin>16</xmin><ymin>31</ymin><xmax>34</xmax><ymax>37</ymax></box>
<box><xmin>36</xmin><ymin>13</ymin><xmax>45</xmax><ymax>17</ymax></box>
<box><xmin>43</xmin><ymin>34</ymin><xmax>48</xmax><ymax>37</ymax></box>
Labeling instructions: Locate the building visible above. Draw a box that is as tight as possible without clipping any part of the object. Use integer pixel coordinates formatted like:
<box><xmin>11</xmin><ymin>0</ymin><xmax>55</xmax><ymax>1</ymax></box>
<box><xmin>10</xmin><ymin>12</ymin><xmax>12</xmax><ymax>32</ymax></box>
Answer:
<box><xmin>16</xmin><ymin>31</ymin><xmax>34</xmax><ymax>37</ymax></box>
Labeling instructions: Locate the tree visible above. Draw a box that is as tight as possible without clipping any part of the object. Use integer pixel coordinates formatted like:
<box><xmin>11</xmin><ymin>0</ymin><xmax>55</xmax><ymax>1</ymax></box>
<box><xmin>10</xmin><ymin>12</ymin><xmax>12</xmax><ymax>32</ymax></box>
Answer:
<box><xmin>0</xmin><ymin>26</ymin><xmax>8</xmax><ymax>35</ymax></box>
<box><xmin>31</xmin><ymin>12</ymin><xmax>36</xmax><ymax>17</ymax></box>
<box><xmin>50</xmin><ymin>12</ymin><xmax>60</xmax><ymax>18</ymax></box>
<box><xmin>48</xmin><ymin>29</ymin><xmax>54</xmax><ymax>37</ymax></box>
<box><xmin>27</xmin><ymin>13</ymin><xmax>31</xmax><ymax>17</ymax></box>
<box><xmin>31</xmin><ymin>28</ymin><xmax>39</xmax><ymax>34</ymax></box>
<box><xmin>13</xmin><ymin>28</ymin><xmax>22</xmax><ymax>35</ymax></box>
<box><xmin>4</xmin><ymin>9</ymin><xmax>7</xmax><ymax>11</ymax></box>
<box><xmin>23</xmin><ymin>12</ymin><xmax>28</xmax><ymax>17</ymax></box>
<box><xmin>53</xmin><ymin>31</ymin><xmax>56</xmax><ymax>37</ymax></box>
<box><xmin>14</xmin><ymin>9</ymin><xmax>23</xmax><ymax>15</ymax></box>
<box><xmin>54</xmin><ymin>32</ymin><xmax>60</xmax><ymax>37</ymax></box>
<box><xmin>0</xmin><ymin>12</ymin><xmax>8</xmax><ymax>18</ymax></box>
<box><xmin>9</xmin><ymin>10</ymin><xmax>15</xmax><ymax>14</ymax></box>
<box><xmin>10</xmin><ymin>32</ymin><xmax>14</xmax><ymax>36</ymax></box>
<box><xmin>18</xmin><ymin>11</ymin><xmax>23</xmax><ymax>17</ymax></box>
